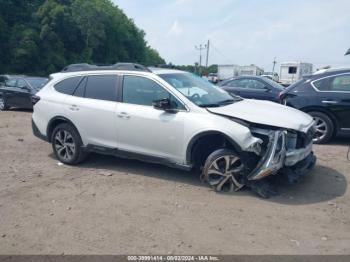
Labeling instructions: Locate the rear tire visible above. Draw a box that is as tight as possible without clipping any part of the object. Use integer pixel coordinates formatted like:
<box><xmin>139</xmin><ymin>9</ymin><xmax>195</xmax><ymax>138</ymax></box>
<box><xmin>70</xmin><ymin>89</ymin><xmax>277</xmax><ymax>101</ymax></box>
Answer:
<box><xmin>51</xmin><ymin>123</ymin><xmax>87</xmax><ymax>165</ymax></box>
<box><xmin>309</xmin><ymin>111</ymin><xmax>334</xmax><ymax>144</ymax></box>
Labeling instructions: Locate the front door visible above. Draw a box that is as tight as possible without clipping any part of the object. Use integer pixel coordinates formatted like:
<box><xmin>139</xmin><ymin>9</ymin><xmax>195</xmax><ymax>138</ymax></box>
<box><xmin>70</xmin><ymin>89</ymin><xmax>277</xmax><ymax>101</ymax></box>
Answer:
<box><xmin>115</xmin><ymin>75</ymin><xmax>186</xmax><ymax>162</ymax></box>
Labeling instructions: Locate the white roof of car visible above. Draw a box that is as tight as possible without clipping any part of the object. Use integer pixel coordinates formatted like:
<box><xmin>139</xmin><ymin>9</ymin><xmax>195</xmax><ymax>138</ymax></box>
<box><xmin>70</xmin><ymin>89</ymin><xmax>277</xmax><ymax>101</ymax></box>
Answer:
<box><xmin>50</xmin><ymin>68</ymin><xmax>186</xmax><ymax>80</ymax></box>
<box><xmin>149</xmin><ymin>67</ymin><xmax>186</xmax><ymax>74</ymax></box>
<box><xmin>313</xmin><ymin>67</ymin><xmax>350</xmax><ymax>75</ymax></box>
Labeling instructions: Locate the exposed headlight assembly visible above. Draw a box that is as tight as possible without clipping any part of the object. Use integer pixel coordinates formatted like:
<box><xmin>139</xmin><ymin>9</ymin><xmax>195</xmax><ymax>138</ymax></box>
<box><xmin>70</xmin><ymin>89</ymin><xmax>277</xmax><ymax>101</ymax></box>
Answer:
<box><xmin>248</xmin><ymin>130</ymin><xmax>286</xmax><ymax>180</ymax></box>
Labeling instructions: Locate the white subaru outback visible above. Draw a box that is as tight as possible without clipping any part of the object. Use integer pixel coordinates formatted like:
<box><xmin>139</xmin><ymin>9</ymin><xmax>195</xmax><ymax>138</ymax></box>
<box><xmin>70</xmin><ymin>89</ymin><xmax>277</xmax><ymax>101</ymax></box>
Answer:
<box><xmin>32</xmin><ymin>63</ymin><xmax>316</xmax><ymax>197</ymax></box>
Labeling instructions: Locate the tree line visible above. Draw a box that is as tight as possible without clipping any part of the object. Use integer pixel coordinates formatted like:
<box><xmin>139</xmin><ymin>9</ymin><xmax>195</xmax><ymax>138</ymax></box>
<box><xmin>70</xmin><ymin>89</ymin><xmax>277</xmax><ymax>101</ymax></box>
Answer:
<box><xmin>0</xmin><ymin>0</ymin><xmax>165</xmax><ymax>76</ymax></box>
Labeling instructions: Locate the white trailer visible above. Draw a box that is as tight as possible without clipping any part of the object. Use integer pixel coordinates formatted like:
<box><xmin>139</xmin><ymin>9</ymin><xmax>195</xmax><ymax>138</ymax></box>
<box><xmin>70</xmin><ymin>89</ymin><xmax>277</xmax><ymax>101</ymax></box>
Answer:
<box><xmin>217</xmin><ymin>64</ymin><xmax>239</xmax><ymax>81</ymax></box>
<box><xmin>279</xmin><ymin>62</ymin><xmax>313</xmax><ymax>86</ymax></box>
<box><xmin>239</xmin><ymin>64</ymin><xmax>264</xmax><ymax>76</ymax></box>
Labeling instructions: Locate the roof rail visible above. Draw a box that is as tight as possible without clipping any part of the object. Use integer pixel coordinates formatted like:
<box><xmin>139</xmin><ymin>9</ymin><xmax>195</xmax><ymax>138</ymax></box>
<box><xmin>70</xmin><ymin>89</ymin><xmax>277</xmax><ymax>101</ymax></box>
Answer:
<box><xmin>61</xmin><ymin>63</ymin><xmax>151</xmax><ymax>73</ymax></box>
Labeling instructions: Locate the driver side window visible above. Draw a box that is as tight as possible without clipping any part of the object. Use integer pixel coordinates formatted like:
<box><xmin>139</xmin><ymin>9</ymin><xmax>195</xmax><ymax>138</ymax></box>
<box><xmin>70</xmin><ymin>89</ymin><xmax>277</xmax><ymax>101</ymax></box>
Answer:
<box><xmin>17</xmin><ymin>79</ymin><xmax>28</xmax><ymax>89</ymax></box>
<box><xmin>122</xmin><ymin>75</ymin><xmax>185</xmax><ymax>109</ymax></box>
<box><xmin>228</xmin><ymin>79</ymin><xmax>265</xmax><ymax>89</ymax></box>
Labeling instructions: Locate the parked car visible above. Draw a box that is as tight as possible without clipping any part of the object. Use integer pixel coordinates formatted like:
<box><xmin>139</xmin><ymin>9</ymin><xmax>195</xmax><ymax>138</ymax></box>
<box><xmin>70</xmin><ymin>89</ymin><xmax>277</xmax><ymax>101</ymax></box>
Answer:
<box><xmin>261</xmin><ymin>72</ymin><xmax>279</xmax><ymax>82</ymax></box>
<box><xmin>0</xmin><ymin>74</ymin><xmax>26</xmax><ymax>87</ymax></box>
<box><xmin>207</xmin><ymin>73</ymin><xmax>218</xmax><ymax>83</ymax></box>
<box><xmin>280</xmin><ymin>68</ymin><xmax>350</xmax><ymax>144</ymax></box>
<box><xmin>0</xmin><ymin>76</ymin><xmax>49</xmax><ymax>110</ymax></box>
<box><xmin>218</xmin><ymin>76</ymin><xmax>285</xmax><ymax>102</ymax></box>
<box><xmin>32</xmin><ymin>63</ymin><xmax>316</xmax><ymax>198</ymax></box>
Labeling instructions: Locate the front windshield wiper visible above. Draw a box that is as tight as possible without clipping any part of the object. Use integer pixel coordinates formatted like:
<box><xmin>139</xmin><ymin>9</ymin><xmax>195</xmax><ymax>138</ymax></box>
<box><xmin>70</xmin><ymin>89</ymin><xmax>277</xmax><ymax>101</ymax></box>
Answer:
<box><xmin>198</xmin><ymin>98</ymin><xmax>242</xmax><ymax>108</ymax></box>
<box><xmin>198</xmin><ymin>103</ymin><xmax>220</xmax><ymax>108</ymax></box>
<box><xmin>217</xmin><ymin>99</ymin><xmax>236</xmax><ymax>105</ymax></box>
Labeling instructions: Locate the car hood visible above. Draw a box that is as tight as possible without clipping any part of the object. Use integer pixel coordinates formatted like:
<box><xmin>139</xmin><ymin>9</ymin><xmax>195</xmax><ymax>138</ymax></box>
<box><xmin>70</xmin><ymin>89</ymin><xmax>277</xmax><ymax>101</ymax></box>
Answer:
<box><xmin>207</xmin><ymin>99</ymin><xmax>314</xmax><ymax>133</ymax></box>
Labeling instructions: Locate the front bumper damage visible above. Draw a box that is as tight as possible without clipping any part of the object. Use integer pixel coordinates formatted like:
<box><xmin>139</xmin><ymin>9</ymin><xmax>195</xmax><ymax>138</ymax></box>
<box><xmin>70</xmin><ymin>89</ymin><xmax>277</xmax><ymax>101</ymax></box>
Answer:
<box><xmin>248</xmin><ymin>129</ymin><xmax>316</xmax><ymax>183</ymax></box>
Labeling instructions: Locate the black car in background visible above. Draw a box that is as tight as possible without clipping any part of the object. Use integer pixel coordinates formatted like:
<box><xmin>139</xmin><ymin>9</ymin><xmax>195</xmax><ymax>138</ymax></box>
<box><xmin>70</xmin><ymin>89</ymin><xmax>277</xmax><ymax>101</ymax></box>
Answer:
<box><xmin>0</xmin><ymin>76</ymin><xmax>48</xmax><ymax>110</ymax></box>
<box><xmin>218</xmin><ymin>76</ymin><xmax>285</xmax><ymax>102</ymax></box>
<box><xmin>280</xmin><ymin>68</ymin><xmax>350</xmax><ymax>143</ymax></box>
<box><xmin>0</xmin><ymin>74</ymin><xmax>26</xmax><ymax>86</ymax></box>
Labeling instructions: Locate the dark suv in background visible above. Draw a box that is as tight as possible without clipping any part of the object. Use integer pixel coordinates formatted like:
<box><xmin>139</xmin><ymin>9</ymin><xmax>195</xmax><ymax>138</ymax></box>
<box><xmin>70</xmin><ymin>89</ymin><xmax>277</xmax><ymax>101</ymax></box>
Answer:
<box><xmin>280</xmin><ymin>68</ymin><xmax>350</xmax><ymax>143</ymax></box>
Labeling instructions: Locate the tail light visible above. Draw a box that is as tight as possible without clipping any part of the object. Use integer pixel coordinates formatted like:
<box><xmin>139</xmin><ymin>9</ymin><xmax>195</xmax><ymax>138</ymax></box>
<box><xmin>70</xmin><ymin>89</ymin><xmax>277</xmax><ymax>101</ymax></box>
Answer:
<box><xmin>31</xmin><ymin>95</ymin><xmax>41</xmax><ymax>106</ymax></box>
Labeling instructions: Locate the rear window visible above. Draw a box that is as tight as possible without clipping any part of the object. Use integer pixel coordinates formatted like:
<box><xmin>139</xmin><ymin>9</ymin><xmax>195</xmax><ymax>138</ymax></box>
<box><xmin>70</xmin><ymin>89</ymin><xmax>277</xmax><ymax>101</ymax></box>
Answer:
<box><xmin>26</xmin><ymin>78</ymin><xmax>49</xmax><ymax>89</ymax></box>
<box><xmin>284</xmin><ymin>78</ymin><xmax>307</xmax><ymax>92</ymax></box>
<box><xmin>54</xmin><ymin>76</ymin><xmax>82</xmax><ymax>95</ymax></box>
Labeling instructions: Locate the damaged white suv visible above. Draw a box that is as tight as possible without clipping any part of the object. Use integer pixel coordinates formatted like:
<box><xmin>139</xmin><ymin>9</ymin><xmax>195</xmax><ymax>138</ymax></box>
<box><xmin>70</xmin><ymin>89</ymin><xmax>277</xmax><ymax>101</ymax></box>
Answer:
<box><xmin>32</xmin><ymin>63</ymin><xmax>316</xmax><ymax>197</ymax></box>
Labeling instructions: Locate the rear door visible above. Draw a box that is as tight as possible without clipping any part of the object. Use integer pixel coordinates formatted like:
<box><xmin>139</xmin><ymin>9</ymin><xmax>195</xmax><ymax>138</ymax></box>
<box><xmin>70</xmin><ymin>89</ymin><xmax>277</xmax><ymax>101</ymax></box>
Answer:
<box><xmin>2</xmin><ymin>78</ymin><xmax>24</xmax><ymax>107</ymax></box>
<box><xmin>16</xmin><ymin>79</ymin><xmax>33</xmax><ymax>108</ymax></box>
<box><xmin>63</xmin><ymin>74</ymin><xmax>119</xmax><ymax>147</ymax></box>
<box><xmin>312</xmin><ymin>73</ymin><xmax>350</xmax><ymax>129</ymax></box>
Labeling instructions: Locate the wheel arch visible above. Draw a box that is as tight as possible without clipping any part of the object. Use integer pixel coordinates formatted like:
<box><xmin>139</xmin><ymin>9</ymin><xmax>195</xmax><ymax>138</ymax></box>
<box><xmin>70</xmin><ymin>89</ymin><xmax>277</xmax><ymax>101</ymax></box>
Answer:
<box><xmin>185</xmin><ymin>130</ymin><xmax>242</xmax><ymax>167</ymax></box>
<box><xmin>300</xmin><ymin>106</ymin><xmax>339</xmax><ymax>133</ymax></box>
<box><xmin>46</xmin><ymin>116</ymin><xmax>81</xmax><ymax>143</ymax></box>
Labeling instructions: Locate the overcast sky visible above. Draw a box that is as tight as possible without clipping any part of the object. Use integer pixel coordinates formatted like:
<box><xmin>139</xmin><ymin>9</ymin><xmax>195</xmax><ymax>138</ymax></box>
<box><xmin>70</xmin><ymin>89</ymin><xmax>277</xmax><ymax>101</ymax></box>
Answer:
<box><xmin>114</xmin><ymin>0</ymin><xmax>350</xmax><ymax>71</ymax></box>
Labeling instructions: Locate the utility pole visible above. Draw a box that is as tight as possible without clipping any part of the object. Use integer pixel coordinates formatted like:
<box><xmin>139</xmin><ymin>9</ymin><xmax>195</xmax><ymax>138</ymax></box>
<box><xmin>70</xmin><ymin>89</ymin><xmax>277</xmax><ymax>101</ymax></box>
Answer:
<box><xmin>195</xmin><ymin>43</ymin><xmax>207</xmax><ymax>76</ymax></box>
<box><xmin>272</xmin><ymin>57</ymin><xmax>277</xmax><ymax>73</ymax></box>
<box><xmin>205</xmin><ymin>40</ymin><xmax>210</xmax><ymax>68</ymax></box>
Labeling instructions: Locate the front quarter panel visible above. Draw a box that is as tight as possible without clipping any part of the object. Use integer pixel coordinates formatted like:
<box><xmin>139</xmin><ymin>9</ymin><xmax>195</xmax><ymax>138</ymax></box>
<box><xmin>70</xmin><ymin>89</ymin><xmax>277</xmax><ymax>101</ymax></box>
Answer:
<box><xmin>183</xmin><ymin>111</ymin><xmax>259</xmax><ymax>164</ymax></box>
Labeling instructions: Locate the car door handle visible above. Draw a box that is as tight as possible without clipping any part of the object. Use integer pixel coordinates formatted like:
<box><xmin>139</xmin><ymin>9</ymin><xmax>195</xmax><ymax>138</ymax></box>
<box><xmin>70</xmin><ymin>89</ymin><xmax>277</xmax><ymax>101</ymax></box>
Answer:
<box><xmin>322</xmin><ymin>100</ymin><xmax>339</xmax><ymax>104</ymax></box>
<box><xmin>117</xmin><ymin>112</ymin><xmax>130</xmax><ymax>119</ymax></box>
<box><xmin>68</xmin><ymin>104</ymin><xmax>79</xmax><ymax>111</ymax></box>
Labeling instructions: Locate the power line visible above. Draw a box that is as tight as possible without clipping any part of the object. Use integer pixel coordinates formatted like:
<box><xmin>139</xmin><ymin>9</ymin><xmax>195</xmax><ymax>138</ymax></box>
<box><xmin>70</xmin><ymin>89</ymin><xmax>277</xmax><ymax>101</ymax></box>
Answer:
<box><xmin>209</xmin><ymin>42</ymin><xmax>234</xmax><ymax>64</ymax></box>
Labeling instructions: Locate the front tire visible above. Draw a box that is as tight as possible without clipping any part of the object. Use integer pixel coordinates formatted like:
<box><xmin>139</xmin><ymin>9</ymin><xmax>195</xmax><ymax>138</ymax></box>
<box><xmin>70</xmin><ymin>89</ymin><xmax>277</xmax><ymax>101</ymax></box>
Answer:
<box><xmin>51</xmin><ymin>123</ymin><xmax>87</xmax><ymax>165</ymax></box>
<box><xmin>309</xmin><ymin>111</ymin><xmax>334</xmax><ymax>144</ymax></box>
<box><xmin>202</xmin><ymin>149</ymin><xmax>245</xmax><ymax>192</ymax></box>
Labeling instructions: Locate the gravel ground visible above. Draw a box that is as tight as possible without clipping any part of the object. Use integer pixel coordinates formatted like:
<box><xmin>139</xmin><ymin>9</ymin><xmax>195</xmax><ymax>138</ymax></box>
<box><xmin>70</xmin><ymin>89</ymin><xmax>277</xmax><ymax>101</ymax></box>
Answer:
<box><xmin>0</xmin><ymin>110</ymin><xmax>349</xmax><ymax>255</ymax></box>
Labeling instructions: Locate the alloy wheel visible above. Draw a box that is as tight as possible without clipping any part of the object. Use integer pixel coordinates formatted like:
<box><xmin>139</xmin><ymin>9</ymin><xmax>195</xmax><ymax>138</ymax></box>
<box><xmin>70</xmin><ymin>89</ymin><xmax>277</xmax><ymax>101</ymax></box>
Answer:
<box><xmin>204</xmin><ymin>155</ymin><xmax>245</xmax><ymax>192</ymax></box>
<box><xmin>313</xmin><ymin>116</ymin><xmax>328</xmax><ymax>142</ymax></box>
<box><xmin>54</xmin><ymin>129</ymin><xmax>76</xmax><ymax>161</ymax></box>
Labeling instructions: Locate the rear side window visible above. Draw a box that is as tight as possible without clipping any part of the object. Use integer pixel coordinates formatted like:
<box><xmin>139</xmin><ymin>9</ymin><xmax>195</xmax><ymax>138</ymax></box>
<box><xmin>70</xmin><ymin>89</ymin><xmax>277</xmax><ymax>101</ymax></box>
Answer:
<box><xmin>331</xmin><ymin>74</ymin><xmax>350</xmax><ymax>91</ymax></box>
<box><xmin>54</xmin><ymin>76</ymin><xmax>82</xmax><ymax>95</ymax></box>
<box><xmin>312</xmin><ymin>74</ymin><xmax>350</xmax><ymax>92</ymax></box>
<box><xmin>85</xmin><ymin>75</ymin><xmax>118</xmax><ymax>101</ymax></box>
<box><xmin>73</xmin><ymin>77</ymin><xmax>87</xmax><ymax>97</ymax></box>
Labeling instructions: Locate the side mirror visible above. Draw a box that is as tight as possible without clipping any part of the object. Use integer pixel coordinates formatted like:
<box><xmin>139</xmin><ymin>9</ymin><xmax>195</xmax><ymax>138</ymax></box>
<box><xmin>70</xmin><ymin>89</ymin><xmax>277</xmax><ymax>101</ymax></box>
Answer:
<box><xmin>152</xmin><ymin>98</ymin><xmax>171</xmax><ymax>111</ymax></box>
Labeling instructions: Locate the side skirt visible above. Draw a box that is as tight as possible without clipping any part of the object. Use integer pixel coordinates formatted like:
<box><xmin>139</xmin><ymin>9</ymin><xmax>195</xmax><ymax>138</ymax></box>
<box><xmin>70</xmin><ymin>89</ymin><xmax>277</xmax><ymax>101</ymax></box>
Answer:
<box><xmin>83</xmin><ymin>144</ymin><xmax>192</xmax><ymax>171</ymax></box>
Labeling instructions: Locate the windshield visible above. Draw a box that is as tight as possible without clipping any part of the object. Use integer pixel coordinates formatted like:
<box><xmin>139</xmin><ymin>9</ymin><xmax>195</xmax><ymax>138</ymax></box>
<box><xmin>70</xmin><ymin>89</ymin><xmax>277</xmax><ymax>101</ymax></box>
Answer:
<box><xmin>159</xmin><ymin>73</ymin><xmax>241</xmax><ymax>107</ymax></box>
<box><xmin>26</xmin><ymin>78</ymin><xmax>48</xmax><ymax>89</ymax></box>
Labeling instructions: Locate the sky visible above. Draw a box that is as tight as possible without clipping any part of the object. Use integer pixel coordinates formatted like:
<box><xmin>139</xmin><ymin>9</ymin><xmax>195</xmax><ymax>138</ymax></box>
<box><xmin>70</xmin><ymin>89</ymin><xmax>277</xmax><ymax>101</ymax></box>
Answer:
<box><xmin>113</xmin><ymin>0</ymin><xmax>350</xmax><ymax>72</ymax></box>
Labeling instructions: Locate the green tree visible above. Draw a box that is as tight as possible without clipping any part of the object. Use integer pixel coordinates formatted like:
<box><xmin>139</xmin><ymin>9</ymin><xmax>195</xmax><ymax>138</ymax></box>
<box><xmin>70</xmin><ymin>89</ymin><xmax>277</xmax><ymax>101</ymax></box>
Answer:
<box><xmin>0</xmin><ymin>0</ymin><xmax>166</xmax><ymax>75</ymax></box>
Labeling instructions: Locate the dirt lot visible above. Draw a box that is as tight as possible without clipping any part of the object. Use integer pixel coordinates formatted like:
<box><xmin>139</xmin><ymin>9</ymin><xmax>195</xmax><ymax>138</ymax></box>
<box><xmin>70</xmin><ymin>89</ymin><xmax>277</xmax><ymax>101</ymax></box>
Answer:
<box><xmin>0</xmin><ymin>110</ymin><xmax>349</xmax><ymax>255</ymax></box>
